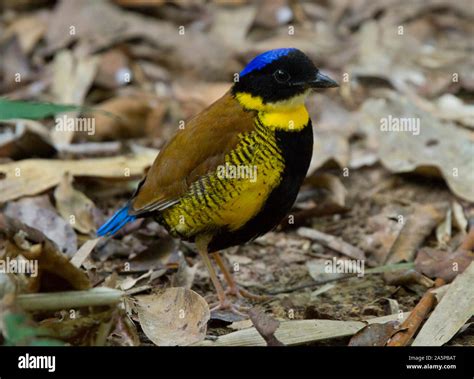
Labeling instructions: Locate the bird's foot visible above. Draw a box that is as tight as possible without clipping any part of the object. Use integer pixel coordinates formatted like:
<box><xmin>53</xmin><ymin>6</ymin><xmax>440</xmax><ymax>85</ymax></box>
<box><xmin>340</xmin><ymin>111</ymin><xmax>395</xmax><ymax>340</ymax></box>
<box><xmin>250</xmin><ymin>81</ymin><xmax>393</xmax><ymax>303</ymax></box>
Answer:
<box><xmin>210</xmin><ymin>299</ymin><xmax>250</xmax><ymax>317</ymax></box>
<box><xmin>225</xmin><ymin>285</ymin><xmax>270</xmax><ymax>302</ymax></box>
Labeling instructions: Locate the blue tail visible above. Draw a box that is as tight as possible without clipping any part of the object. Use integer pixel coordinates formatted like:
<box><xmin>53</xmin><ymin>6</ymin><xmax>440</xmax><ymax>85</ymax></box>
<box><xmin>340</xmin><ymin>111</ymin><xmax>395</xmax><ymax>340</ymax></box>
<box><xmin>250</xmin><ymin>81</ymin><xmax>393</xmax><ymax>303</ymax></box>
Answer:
<box><xmin>97</xmin><ymin>204</ymin><xmax>137</xmax><ymax>237</ymax></box>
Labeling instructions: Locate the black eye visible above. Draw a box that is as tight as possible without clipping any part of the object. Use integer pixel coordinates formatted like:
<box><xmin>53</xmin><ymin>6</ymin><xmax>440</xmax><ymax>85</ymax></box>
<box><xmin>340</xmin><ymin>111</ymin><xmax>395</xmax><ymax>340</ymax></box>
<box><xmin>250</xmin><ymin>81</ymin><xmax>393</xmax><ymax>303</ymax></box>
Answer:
<box><xmin>273</xmin><ymin>69</ymin><xmax>290</xmax><ymax>83</ymax></box>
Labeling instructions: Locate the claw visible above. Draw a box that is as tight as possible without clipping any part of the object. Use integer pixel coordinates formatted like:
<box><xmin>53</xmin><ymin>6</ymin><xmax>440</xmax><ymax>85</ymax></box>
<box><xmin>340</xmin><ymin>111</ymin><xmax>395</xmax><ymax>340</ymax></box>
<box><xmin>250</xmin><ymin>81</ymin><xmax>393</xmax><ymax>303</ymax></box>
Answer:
<box><xmin>210</xmin><ymin>299</ymin><xmax>249</xmax><ymax>317</ymax></box>
<box><xmin>226</xmin><ymin>285</ymin><xmax>271</xmax><ymax>302</ymax></box>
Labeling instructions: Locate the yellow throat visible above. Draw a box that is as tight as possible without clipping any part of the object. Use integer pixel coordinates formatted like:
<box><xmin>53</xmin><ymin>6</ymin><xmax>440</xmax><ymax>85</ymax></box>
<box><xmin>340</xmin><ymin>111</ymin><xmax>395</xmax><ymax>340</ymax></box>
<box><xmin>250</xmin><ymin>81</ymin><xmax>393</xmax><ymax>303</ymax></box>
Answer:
<box><xmin>235</xmin><ymin>92</ymin><xmax>310</xmax><ymax>131</ymax></box>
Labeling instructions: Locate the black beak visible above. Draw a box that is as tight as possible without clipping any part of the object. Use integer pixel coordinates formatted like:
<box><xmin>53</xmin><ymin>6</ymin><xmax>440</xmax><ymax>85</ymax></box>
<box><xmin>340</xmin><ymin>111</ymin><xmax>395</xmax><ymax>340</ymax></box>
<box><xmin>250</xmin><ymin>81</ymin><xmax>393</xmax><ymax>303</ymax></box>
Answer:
<box><xmin>309</xmin><ymin>71</ymin><xmax>339</xmax><ymax>88</ymax></box>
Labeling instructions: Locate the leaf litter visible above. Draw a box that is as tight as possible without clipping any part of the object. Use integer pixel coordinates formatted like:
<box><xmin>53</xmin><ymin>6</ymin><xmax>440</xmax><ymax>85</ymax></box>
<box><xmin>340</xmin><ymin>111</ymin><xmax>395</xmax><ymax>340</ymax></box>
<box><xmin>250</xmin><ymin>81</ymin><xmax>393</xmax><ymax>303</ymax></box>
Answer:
<box><xmin>0</xmin><ymin>0</ymin><xmax>473</xmax><ymax>347</ymax></box>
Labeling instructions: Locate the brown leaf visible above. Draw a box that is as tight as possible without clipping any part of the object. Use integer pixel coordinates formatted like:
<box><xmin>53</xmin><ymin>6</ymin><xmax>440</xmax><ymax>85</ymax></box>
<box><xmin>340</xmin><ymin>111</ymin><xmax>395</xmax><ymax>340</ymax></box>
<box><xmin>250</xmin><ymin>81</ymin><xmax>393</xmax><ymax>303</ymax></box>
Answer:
<box><xmin>357</xmin><ymin>94</ymin><xmax>474</xmax><ymax>202</ymax></box>
<box><xmin>40</xmin><ymin>309</ymin><xmax>114</xmax><ymax>346</ymax></box>
<box><xmin>298</xmin><ymin>227</ymin><xmax>365</xmax><ymax>260</ymax></box>
<box><xmin>170</xmin><ymin>253</ymin><xmax>197</xmax><ymax>289</ymax></box>
<box><xmin>4</xmin><ymin>196</ymin><xmax>77</xmax><ymax>257</ymax></box>
<box><xmin>3</xmin><ymin>13</ymin><xmax>47</xmax><ymax>54</ymax></box>
<box><xmin>4</xmin><ymin>217</ymin><xmax>90</xmax><ymax>292</ymax></box>
<box><xmin>84</xmin><ymin>95</ymin><xmax>161</xmax><ymax>141</ymax></box>
<box><xmin>0</xmin><ymin>150</ymin><xmax>157</xmax><ymax>203</ymax></box>
<box><xmin>360</xmin><ymin>204</ymin><xmax>406</xmax><ymax>264</ymax></box>
<box><xmin>108</xmin><ymin>309</ymin><xmax>140</xmax><ymax>347</ymax></box>
<box><xmin>49</xmin><ymin>50</ymin><xmax>99</xmax><ymax>146</ymax></box>
<box><xmin>384</xmin><ymin>269</ymin><xmax>434</xmax><ymax>288</ymax></box>
<box><xmin>415</xmin><ymin>247</ymin><xmax>473</xmax><ymax>283</ymax></box>
<box><xmin>134</xmin><ymin>288</ymin><xmax>210</xmax><ymax>346</ymax></box>
<box><xmin>43</xmin><ymin>0</ymin><xmax>238</xmax><ymax>80</ymax></box>
<box><xmin>384</xmin><ymin>202</ymin><xmax>448</xmax><ymax>264</ymax></box>
<box><xmin>349</xmin><ymin>321</ymin><xmax>402</xmax><ymax>346</ymax></box>
<box><xmin>249</xmin><ymin>308</ymin><xmax>284</xmax><ymax>346</ymax></box>
<box><xmin>0</xmin><ymin>36</ymin><xmax>33</xmax><ymax>91</ymax></box>
<box><xmin>95</xmin><ymin>49</ymin><xmax>131</xmax><ymax>89</ymax></box>
<box><xmin>252</xmin><ymin>0</ymin><xmax>292</xmax><ymax>29</ymax></box>
<box><xmin>413</xmin><ymin>263</ymin><xmax>474</xmax><ymax>346</ymax></box>
<box><xmin>129</xmin><ymin>237</ymin><xmax>177</xmax><ymax>272</ymax></box>
<box><xmin>306</xmin><ymin>173</ymin><xmax>347</xmax><ymax>209</ymax></box>
<box><xmin>54</xmin><ymin>173</ymin><xmax>97</xmax><ymax>235</ymax></box>
<box><xmin>305</xmin><ymin>259</ymin><xmax>348</xmax><ymax>283</ymax></box>
<box><xmin>0</xmin><ymin>120</ymin><xmax>56</xmax><ymax>160</ymax></box>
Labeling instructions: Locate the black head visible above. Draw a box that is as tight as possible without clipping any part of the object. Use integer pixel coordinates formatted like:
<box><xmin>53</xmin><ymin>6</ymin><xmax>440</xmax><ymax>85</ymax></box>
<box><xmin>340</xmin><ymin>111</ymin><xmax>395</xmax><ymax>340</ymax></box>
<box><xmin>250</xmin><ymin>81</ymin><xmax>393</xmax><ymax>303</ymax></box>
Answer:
<box><xmin>232</xmin><ymin>48</ymin><xmax>338</xmax><ymax>104</ymax></box>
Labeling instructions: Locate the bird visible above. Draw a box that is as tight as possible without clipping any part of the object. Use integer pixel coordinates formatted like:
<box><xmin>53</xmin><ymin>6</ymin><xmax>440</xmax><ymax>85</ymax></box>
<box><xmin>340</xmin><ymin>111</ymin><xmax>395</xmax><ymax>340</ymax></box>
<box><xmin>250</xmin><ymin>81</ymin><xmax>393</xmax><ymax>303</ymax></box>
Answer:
<box><xmin>97</xmin><ymin>48</ymin><xmax>338</xmax><ymax>314</ymax></box>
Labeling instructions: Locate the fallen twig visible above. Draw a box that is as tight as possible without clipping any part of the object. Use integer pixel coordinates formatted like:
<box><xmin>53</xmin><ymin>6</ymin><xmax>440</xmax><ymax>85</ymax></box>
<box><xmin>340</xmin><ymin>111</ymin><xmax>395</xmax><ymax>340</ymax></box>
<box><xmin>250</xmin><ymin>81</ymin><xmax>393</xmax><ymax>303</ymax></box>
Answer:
<box><xmin>412</xmin><ymin>261</ymin><xmax>474</xmax><ymax>346</ymax></box>
<box><xmin>387</xmin><ymin>278</ymin><xmax>445</xmax><ymax>346</ymax></box>
<box><xmin>16</xmin><ymin>288</ymin><xmax>124</xmax><ymax>311</ymax></box>
<box><xmin>297</xmin><ymin>227</ymin><xmax>365</xmax><ymax>260</ymax></box>
<box><xmin>269</xmin><ymin>262</ymin><xmax>415</xmax><ymax>295</ymax></box>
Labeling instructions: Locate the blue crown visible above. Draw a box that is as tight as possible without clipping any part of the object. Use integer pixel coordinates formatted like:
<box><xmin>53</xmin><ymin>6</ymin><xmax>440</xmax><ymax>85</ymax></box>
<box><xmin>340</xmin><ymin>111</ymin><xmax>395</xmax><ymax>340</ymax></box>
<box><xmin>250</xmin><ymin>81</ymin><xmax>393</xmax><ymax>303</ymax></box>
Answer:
<box><xmin>240</xmin><ymin>48</ymin><xmax>296</xmax><ymax>77</ymax></box>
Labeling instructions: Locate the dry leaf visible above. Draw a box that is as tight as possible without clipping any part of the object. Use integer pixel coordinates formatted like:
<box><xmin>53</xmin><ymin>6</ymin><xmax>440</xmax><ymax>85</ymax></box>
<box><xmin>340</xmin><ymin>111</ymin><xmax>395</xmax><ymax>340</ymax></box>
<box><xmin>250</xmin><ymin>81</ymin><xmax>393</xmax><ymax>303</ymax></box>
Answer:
<box><xmin>452</xmin><ymin>202</ymin><xmax>468</xmax><ymax>234</ymax></box>
<box><xmin>84</xmin><ymin>95</ymin><xmax>161</xmax><ymax>141</ymax></box>
<box><xmin>248</xmin><ymin>308</ymin><xmax>284</xmax><ymax>346</ymax></box>
<box><xmin>4</xmin><ymin>217</ymin><xmax>90</xmax><ymax>292</ymax></box>
<box><xmin>305</xmin><ymin>259</ymin><xmax>347</xmax><ymax>283</ymax></box>
<box><xmin>305</xmin><ymin>173</ymin><xmax>347</xmax><ymax>210</ymax></box>
<box><xmin>3</xmin><ymin>13</ymin><xmax>47</xmax><ymax>54</ymax></box>
<box><xmin>435</xmin><ymin>209</ymin><xmax>452</xmax><ymax>245</ymax></box>
<box><xmin>95</xmin><ymin>49</ymin><xmax>131</xmax><ymax>89</ymax></box>
<box><xmin>134</xmin><ymin>288</ymin><xmax>210</xmax><ymax>346</ymax></box>
<box><xmin>40</xmin><ymin>310</ymin><xmax>114</xmax><ymax>346</ymax></box>
<box><xmin>360</xmin><ymin>204</ymin><xmax>407</xmax><ymax>263</ymax></box>
<box><xmin>43</xmin><ymin>0</ymin><xmax>238</xmax><ymax>80</ymax></box>
<box><xmin>54</xmin><ymin>173</ymin><xmax>96</xmax><ymax>234</ymax></box>
<box><xmin>108</xmin><ymin>309</ymin><xmax>140</xmax><ymax>347</ymax></box>
<box><xmin>209</xmin><ymin>5</ymin><xmax>255</xmax><ymax>48</ymax></box>
<box><xmin>384</xmin><ymin>202</ymin><xmax>448</xmax><ymax>264</ymax></box>
<box><xmin>298</xmin><ymin>227</ymin><xmax>365</xmax><ymax>260</ymax></box>
<box><xmin>412</xmin><ymin>262</ymin><xmax>474</xmax><ymax>346</ymax></box>
<box><xmin>170</xmin><ymin>252</ymin><xmax>197</xmax><ymax>289</ymax></box>
<box><xmin>349</xmin><ymin>321</ymin><xmax>401</xmax><ymax>346</ymax></box>
<box><xmin>0</xmin><ymin>150</ymin><xmax>157</xmax><ymax>203</ymax></box>
<box><xmin>415</xmin><ymin>247</ymin><xmax>473</xmax><ymax>283</ymax></box>
<box><xmin>252</xmin><ymin>0</ymin><xmax>292</xmax><ymax>29</ymax></box>
<box><xmin>357</xmin><ymin>94</ymin><xmax>474</xmax><ymax>202</ymax></box>
<box><xmin>0</xmin><ymin>119</ymin><xmax>56</xmax><ymax>160</ymax></box>
<box><xmin>129</xmin><ymin>237</ymin><xmax>178</xmax><ymax>272</ymax></box>
<box><xmin>120</xmin><ymin>270</ymin><xmax>152</xmax><ymax>291</ymax></box>
<box><xmin>50</xmin><ymin>50</ymin><xmax>99</xmax><ymax>146</ymax></box>
<box><xmin>70</xmin><ymin>238</ymin><xmax>100</xmax><ymax>268</ymax></box>
<box><xmin>195</xmin><ymin>313</ymin><xmax>410</xmax><ymax>346</ymax></box>
<box><xmin>0</xmin><ymin>36</ymin><xmax>33</xmax><ymax>90</ymax></box>
<box><xmin>4</xmin><ymin>196</ymin><xmax>77</xmax><ymax>256</ymax></box>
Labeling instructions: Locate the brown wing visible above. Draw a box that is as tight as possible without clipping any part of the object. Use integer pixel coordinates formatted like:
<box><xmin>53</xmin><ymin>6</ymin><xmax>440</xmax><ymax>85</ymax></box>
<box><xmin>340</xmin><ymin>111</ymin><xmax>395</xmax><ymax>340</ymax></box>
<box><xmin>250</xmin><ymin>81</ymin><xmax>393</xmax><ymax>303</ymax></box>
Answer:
<box><xmin>130</xmin><ymin>91</ymin><xmax>256</xmax><ymax>214</ymax></box>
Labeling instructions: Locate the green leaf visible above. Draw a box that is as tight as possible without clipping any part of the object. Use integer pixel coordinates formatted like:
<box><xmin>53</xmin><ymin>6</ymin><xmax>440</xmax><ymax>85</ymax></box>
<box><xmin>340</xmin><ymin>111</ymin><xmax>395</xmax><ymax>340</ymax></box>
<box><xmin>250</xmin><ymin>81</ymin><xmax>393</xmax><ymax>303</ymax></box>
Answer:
<box><xmin>2</xmin><ymin>313</ymin><xmax>64</xmax><ymax>346</ymax></box>
<box><xmin>4</xmin><ymin>313</ymin><xmax>39</xmax><ymax>344</ymax></box>
<box><xmin>0</xmin><ymin>98</ymin><xmax>121</xmax><ymax>123</ymax></box>
<box><xmin>0</xmin><ymin>99</ymin><xmax>83</xmax><ymax>120</ymax></box>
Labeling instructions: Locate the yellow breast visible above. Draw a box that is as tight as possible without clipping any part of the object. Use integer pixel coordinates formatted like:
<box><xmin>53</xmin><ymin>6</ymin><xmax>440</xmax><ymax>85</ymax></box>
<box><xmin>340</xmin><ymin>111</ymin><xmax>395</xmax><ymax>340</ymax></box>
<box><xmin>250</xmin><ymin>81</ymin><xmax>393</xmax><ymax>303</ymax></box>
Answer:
<box><xmin>162</xmin><ymin>124</ymin><xmax>285</xmax><ymax>236</ymax></box>
<box><xmin>161</xmin><ymin>92</ymin><xmax>310</xmax><ymax>238</ymax></box>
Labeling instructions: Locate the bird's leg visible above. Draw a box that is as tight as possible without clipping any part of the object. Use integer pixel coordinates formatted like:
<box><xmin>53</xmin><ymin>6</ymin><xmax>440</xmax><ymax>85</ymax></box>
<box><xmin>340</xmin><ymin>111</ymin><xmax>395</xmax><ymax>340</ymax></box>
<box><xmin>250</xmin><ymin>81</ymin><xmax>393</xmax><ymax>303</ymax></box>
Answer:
<box><xmin>196</xmin><ymin>236</ymin><xmax>246</xmax><ymax>316</ymax></box>
<box><xmin>213</xmin><ymin>252</ymin><xmax>270</xmax><ymax>301</ymax></box>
